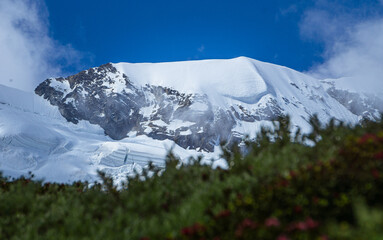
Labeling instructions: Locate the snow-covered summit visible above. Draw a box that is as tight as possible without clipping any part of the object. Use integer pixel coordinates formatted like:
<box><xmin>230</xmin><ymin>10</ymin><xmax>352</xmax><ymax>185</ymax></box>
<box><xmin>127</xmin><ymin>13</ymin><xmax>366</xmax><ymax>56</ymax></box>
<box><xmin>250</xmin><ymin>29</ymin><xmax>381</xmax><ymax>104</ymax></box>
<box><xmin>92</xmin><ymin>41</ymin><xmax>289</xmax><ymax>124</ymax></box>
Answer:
<box><xmin>114</xmin><ymin>57</ymin><xmax>269</xmax><ymax>103</ymax></box>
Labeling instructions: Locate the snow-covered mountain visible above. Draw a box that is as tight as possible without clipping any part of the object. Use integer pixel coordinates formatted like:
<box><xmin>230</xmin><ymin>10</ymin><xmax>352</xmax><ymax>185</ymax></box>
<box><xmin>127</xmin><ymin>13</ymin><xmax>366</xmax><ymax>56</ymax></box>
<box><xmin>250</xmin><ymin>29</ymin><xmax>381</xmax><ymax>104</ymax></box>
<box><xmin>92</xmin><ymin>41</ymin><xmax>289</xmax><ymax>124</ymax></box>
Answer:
<box><xmin>1</xmin><ymin>57</ymin><xmax>382</xmax><ymax>183</ymax></box>
<box><xmin>35</xmin><ymin>57</ymin><xmax>363</xmax><ymax>152</ymax></box>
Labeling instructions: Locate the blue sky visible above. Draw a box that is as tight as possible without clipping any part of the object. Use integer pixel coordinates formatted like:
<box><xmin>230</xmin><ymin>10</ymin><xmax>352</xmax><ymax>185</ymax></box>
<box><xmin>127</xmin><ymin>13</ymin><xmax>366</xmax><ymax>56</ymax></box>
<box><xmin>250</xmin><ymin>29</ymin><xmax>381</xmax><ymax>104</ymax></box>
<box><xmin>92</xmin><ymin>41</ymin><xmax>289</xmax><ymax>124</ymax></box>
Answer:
<box><xmin>44</xmin><ymin>0</ymin><xmax>321</xmax><ymax>71</ymax></box>
<box><xmin>1</xmin><ymin>0</ymin><xmax>383</xmax><ymax>91</ymax></box>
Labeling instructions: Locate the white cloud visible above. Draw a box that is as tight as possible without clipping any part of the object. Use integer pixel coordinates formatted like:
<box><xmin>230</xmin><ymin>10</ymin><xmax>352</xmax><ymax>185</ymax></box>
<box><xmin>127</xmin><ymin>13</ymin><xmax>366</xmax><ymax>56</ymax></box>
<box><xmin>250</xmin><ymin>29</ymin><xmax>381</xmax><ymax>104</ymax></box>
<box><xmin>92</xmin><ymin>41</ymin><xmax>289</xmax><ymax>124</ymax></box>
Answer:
<box><xmin>312</xmin><ymin>19</ymin><xmax>383</xmax><ymax>91</ymax></box>
<box><xmin>0</xmin><ymin>0</ymin><xmax>82</xmax><ymax>92</ymax></box>
<box><xmin>300</xmin><ymin>0</ymin><xmax>383</xmax><ymax>93</ymax></box>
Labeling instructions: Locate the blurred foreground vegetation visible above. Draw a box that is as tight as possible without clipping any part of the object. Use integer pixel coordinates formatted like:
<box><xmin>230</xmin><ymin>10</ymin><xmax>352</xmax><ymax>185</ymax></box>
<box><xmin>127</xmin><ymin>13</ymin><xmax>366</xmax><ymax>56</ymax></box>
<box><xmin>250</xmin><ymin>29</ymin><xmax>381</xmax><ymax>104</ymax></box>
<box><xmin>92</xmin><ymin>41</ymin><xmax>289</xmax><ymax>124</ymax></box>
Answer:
<box><xmin>1</xmin><ymin>116</ymin><xmax>383</xmax><ymax>240</ymax></box>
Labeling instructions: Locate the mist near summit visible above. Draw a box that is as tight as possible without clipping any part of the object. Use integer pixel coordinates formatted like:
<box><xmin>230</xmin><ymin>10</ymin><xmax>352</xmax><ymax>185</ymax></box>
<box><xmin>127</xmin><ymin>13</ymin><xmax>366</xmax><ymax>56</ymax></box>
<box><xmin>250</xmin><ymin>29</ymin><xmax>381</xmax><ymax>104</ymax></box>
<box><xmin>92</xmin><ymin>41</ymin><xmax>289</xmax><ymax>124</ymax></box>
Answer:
<box><xmin>300</xmin><ymin>0</ymin><xmax>383</xmax><ymax>93</ymax></box>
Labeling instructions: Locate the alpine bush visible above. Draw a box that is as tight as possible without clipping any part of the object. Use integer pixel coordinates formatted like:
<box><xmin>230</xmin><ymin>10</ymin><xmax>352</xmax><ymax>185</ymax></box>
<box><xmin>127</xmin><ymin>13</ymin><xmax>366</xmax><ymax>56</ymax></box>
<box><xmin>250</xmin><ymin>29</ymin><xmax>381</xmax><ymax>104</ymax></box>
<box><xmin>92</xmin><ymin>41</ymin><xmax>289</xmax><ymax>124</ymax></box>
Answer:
<box><xmin>0</xmin><ymin>116</ymin><xmax>382</xmax><ymax>240</ymax></box>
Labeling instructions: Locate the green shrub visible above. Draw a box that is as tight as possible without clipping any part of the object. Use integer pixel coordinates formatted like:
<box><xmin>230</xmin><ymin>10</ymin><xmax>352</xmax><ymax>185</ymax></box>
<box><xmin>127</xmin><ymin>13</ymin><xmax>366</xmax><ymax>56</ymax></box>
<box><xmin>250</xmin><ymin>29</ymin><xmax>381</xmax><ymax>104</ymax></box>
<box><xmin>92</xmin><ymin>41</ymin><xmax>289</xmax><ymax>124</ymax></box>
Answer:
<box><xmin>0</xmin><ymin>116</ymin><xmax>382</xmax><ymax>239</ymax></box>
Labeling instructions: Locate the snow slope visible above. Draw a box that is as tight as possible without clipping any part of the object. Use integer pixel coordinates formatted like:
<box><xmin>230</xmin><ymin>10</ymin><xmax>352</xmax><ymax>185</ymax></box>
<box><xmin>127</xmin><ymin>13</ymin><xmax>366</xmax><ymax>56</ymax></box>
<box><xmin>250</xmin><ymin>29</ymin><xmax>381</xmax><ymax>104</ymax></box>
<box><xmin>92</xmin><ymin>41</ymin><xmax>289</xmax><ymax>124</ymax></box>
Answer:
<box><xmin>115</xmin><ymin>57</ymin><xmax>358</xmax><ymax>133</ymax></box>
<box><xmin>0</xmin><ymin>84</ymin><xmax>221</xmax><ymax>184</ymax></box>
<box><xmin>115</xmin><ymin>57</ymin><xmax>267</xmax><ymax>105</ymax></box>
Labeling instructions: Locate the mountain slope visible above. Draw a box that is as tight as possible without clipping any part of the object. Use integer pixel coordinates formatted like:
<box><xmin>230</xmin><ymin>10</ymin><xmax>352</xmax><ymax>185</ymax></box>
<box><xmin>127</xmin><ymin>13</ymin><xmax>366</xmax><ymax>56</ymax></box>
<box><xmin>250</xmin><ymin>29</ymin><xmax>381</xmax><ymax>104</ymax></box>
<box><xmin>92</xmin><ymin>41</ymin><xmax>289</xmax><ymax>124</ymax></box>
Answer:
<box><xmin>0</xmin><ymin>84</ymin><xmax>216</xmax><ymax>184</ymax></box>
<box><xmin>1</xmin><ymin>57</ymin><xmax>382</xmax><ymax>183</ymax></box>
<box><xmin>36</xmin><ymin>57</ymin><xmax>359</xmax><ymax>151</ymax></box>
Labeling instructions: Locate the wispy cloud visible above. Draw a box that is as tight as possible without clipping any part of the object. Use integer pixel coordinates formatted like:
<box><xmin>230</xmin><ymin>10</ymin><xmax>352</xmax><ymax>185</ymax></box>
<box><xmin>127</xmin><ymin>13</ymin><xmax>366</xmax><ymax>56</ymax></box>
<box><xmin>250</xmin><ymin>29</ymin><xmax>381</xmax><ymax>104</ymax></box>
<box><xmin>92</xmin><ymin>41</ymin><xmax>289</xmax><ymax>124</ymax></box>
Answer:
<box><xmin>197</xmin><ymin>44</ymin><xmax>205</xmax><ymax>53</ymax></box>
<box><xmin>279</xmin><ymin>4</ymin><xmax>298</xmax><ymax>17</ymax></box>
<box><xmin>300</xmin><ymin>0</ymin><xmax>383</xmax><ymax>93</ymax></box>
<box><xmin>0</xmin><ymin>0</ymin><xmax>83</xmax><ymax>92</ymax></box>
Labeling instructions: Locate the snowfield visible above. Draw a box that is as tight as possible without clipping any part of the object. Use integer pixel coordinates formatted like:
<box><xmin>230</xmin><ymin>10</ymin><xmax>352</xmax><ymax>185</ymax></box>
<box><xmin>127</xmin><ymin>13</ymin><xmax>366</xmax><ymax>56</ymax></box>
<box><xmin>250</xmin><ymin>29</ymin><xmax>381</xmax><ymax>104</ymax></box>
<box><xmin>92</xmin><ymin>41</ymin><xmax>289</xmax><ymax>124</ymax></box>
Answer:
<box><xmin>115</xmin><ymin>57</ymin><xmax>358</xmax><ymax>134</ymax></box>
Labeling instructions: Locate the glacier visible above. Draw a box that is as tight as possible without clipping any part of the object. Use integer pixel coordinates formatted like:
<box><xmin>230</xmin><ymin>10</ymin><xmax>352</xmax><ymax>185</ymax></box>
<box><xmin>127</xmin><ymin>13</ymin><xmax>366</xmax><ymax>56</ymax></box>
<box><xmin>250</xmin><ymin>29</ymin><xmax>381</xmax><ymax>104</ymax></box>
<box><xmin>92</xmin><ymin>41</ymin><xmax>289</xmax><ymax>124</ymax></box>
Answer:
<box><xmin>0</xmin><ymin>84</ymin><xmax>221</xmax><ymax>184</ymax></box>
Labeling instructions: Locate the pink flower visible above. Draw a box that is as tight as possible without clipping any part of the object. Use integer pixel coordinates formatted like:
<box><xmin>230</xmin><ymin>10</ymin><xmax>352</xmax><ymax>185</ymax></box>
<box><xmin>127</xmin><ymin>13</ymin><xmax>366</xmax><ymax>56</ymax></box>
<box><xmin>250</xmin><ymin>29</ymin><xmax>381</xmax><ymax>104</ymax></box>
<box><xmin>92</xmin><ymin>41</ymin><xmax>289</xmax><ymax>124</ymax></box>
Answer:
<box><xmin>235</xmin><ymin>227</ymin><xmax>243</xmax><ymax>238</ymax></box>
<box><xmin>235</xmin><ymin>218</ymin><xmax>257</xmax><ymax>237</ymax></box>
<box><xmin>215</xmin><ymin>210</ymin><xmax>231</xmax><ymax>218</ymax></box>
<box><xmin>181</xmin><ymin>227</ymin><xmax>193</xmax><ymax>236</ymax></box>
<box><xmin>319</xmin><ymin>235</ymin><xmax>329</xmax><ymax>240</ymax></box>
<box><xmin>294</xmin><ymin>205</ymin><xmax>302</xmax><ymax>213</ymax></box>
<box><xmin>265</xmin><ymin>217</ymin><xmax>280</xmax><ymax>227</ymax></box>
<box><xmin>358</xmin><ymin>133</ymin><xmax>377</xmax><ymax>144</ymax></box>
<box><xmin>289</xmin><ymin>170</ymin><xmax>297</xmax><ymax>178</ymax></box>
<box><xmin>296</xmin><ymin>222</ymin><xmax>307</xmax><ymax>231</ymax></box>
<box><xmin>286</xmin><ymin>218</ymin><xmax>319</xmax><ymax>232</ymax></box>
<box><xmin>277</xmin><ymin>235</ymin><xmax>290</xmax><ymax>240</ymax></box>
<box><xmin>241</xmin><ymin>218</ymin><xmax>257</xmax><ymax>229</ymax></box>
<box><xmin>305</xmin><ymin>217</ymin><xmax>319</xmax><ymax>229</ymax></box>
<box><xmin>192</xmin><ymin>223</ymin><xmax>206</xmax><ymax>233</ymax></box>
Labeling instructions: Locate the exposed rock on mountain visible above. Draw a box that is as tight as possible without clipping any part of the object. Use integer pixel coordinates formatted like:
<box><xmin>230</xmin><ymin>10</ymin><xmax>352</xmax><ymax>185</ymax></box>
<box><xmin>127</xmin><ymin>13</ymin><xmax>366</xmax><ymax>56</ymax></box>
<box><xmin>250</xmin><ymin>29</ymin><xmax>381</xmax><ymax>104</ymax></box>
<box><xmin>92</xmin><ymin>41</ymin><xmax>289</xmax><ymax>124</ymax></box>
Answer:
<box><xmin>321</xmin><ymin>79</ymin><xmax>383</xmax><ymax>122</ymax></box>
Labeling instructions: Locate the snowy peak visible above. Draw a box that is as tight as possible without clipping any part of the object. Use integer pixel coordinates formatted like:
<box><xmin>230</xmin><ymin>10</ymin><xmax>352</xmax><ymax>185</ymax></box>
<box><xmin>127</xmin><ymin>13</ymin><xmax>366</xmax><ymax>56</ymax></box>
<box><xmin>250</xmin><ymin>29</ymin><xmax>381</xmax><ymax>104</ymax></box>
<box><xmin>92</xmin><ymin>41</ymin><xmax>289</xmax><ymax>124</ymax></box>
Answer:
<box><xmin>112</xmin><ymin>57</ymin><xmax>360</xmax><ymax>128</ymax></box>
<box><xmin>35</xmin><ymin>57</ymin><xmax>379</xmax><ymax>152</ymax></box>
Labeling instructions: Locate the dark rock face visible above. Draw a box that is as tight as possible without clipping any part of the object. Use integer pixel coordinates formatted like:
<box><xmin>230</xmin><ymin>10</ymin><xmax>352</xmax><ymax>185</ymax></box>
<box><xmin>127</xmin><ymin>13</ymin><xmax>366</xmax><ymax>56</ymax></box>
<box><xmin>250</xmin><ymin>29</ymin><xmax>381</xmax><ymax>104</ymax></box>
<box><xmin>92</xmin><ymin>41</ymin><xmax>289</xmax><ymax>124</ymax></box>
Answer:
<box><xmin>36</xmin><ymin>64</ymin><xmax>145</xmax><ymax>140</ymax></box>
<box><xmin>35</xmin><ymin>63</ymin><xmax>285</xmax><ymax>152</ymax></box>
